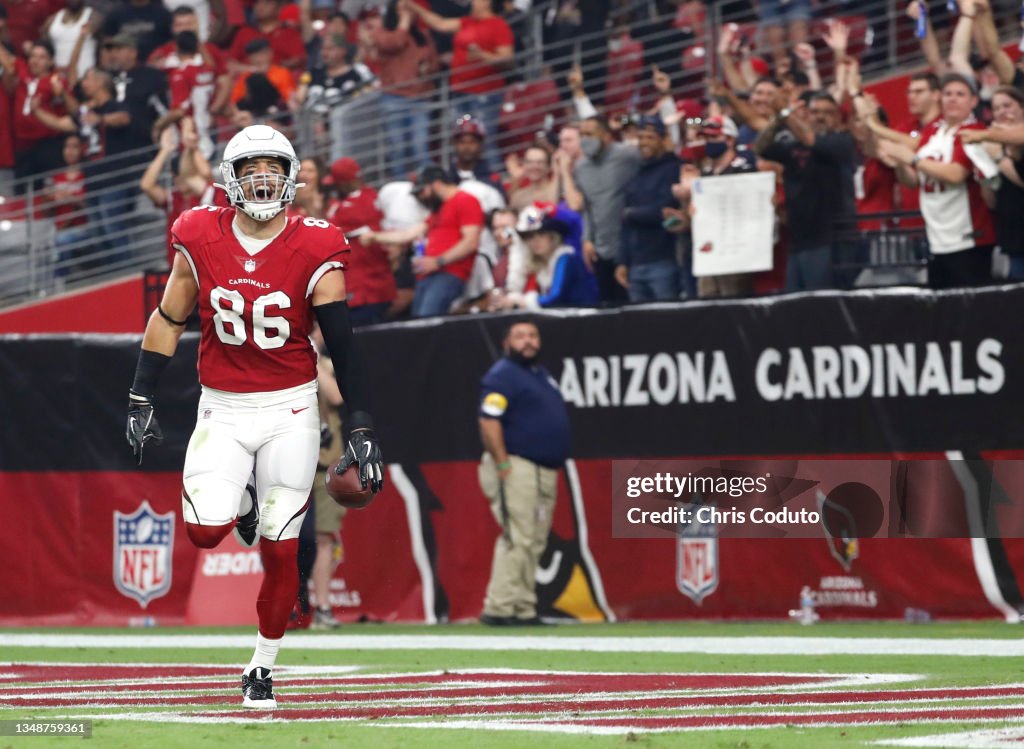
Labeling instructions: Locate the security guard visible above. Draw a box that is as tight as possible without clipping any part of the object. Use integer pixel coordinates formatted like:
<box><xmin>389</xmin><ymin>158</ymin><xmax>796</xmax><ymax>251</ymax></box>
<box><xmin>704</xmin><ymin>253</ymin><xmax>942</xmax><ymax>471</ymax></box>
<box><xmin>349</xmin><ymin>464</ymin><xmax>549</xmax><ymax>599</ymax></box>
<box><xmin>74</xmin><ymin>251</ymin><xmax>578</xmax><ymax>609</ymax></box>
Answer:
<box><xmin>477</xmin><ymin>320</ymin><xmax>571</xmax><ymax>625</ymax></box>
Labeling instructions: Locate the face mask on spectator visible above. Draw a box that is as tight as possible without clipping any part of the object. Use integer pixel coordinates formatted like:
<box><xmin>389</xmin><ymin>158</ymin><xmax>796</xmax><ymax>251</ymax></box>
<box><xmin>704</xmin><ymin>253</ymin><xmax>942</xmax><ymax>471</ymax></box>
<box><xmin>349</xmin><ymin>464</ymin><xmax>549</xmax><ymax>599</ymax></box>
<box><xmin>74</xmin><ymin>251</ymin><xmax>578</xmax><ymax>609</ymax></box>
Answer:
<box><xmin>704</xmin><ymin>141</ymin><xmax>728</xmax><ymax>159</ymax></box>
<box><xmin>580</xmin><ymin>136</ymin><xmax>603</xmax><ymax>159</ymax></box>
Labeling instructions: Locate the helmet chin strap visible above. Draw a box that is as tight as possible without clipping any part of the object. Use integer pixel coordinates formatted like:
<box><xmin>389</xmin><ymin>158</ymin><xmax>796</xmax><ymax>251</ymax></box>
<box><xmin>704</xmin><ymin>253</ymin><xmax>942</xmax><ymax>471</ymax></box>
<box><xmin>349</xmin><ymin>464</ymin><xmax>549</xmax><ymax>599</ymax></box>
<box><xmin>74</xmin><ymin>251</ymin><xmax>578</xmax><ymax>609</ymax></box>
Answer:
<box><xmin>238</xmin><ymin>200</ymin><xmax>286</xmax><ymax>222</ymax></box>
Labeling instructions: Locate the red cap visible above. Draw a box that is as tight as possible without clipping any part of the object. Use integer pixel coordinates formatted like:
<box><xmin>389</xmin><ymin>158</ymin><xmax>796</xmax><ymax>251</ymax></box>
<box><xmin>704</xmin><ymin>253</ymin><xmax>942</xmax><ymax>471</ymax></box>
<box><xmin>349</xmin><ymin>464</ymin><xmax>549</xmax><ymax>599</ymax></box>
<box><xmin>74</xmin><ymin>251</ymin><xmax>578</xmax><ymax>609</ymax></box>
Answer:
<box><xmin>676</xmin><ymin>98</ymin><xmax>703</xmax><ymax>120</ymax></box>
<box><xmin>278</xmin><ymin>3</ymin><xmax>300</xmax><ymax>25</ymax></box>
<box><xmin>452</xmin><ymin>114</ymin><xmax>486</xmax><ymax>140</ymax></box>
<box><xmin>700</xmin><ymin>115</ymin><xmax>739</xmax><ymax>139</ymax></box>
<box><xmin>330</xmin><ymin>157</ymin><xmax>361</xmax><ymax>183</ymax></box>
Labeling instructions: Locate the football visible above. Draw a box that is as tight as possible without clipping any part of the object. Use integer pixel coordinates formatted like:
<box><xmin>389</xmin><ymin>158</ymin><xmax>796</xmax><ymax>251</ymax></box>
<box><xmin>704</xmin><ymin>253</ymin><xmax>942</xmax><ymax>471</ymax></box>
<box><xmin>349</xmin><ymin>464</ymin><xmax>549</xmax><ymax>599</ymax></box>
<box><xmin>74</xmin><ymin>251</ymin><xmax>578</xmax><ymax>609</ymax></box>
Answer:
<box><xmin>325</xmin><ymin>460</ymin><xmax>375</xmax><ymax>508</ymax></box>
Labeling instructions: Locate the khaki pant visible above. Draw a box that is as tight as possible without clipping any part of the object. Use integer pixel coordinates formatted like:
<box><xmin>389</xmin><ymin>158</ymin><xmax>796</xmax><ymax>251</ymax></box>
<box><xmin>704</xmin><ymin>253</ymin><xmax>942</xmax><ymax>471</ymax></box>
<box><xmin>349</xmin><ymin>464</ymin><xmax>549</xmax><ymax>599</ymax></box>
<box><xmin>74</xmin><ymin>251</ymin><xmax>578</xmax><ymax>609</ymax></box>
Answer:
<box><xmin>314</xmin><ymin>410</ymin><xmax>347</xmax><ymax>536</ymax></box>
<box><xmin>312</xmin><ymin>469</ymin><xmax>347</xmax><ymax>535</ymax></box>
<box><xmin>478</xmin><ymin>453</ymin><xmax>557</xmax><ymax>619</ymax></box>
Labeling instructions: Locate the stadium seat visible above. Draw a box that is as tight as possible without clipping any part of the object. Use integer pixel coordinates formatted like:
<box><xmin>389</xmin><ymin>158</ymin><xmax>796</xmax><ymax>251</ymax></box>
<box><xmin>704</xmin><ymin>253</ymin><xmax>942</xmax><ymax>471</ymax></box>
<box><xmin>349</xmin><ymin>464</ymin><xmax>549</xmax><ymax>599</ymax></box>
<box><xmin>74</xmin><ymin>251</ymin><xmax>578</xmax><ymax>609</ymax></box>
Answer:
<box><xmin>498</xmin><ymin>80</ymin><xmax>563</xmax><ymax>153</ymax></box>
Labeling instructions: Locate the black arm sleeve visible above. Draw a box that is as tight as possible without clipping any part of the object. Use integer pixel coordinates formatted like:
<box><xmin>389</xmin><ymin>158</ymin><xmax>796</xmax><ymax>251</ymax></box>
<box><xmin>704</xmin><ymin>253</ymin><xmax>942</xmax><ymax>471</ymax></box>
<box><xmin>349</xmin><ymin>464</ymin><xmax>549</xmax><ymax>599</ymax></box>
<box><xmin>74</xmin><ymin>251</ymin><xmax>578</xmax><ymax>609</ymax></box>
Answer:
<box><xmin>314</xmin><ymin>300</ymin><xmax>374</xmax><ymax>432</ymax></box>
<box><xmin>131</xmin><ymin>349</ymin><xmax>172</xmax><ymax>399</ymax></box>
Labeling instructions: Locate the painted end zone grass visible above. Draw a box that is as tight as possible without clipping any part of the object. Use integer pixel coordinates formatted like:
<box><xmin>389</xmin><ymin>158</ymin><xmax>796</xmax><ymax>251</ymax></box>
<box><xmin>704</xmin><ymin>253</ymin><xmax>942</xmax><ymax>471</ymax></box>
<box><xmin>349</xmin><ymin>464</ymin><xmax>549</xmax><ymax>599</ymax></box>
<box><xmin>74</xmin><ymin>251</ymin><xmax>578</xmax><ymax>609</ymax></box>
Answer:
<box><xmin>1</xmin><ymin>621</ymin><xmax>1022</xmax><ymax>749</ymax></box>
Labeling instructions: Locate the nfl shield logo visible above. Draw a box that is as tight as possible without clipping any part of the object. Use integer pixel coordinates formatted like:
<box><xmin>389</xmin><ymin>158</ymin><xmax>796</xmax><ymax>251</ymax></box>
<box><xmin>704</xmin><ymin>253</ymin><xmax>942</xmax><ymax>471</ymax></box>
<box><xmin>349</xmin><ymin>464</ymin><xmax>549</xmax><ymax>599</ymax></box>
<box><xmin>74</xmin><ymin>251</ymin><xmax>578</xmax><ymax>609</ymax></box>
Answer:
<box><xmin>244</xmin><ymin>259</ymin><xmax>256</xmax><ymax>273</ymax></box>
<box><xmin>676</xmin><ymin>511</ymin><xmax>719</xmax><ymax>605</ymax></box>
<box><xmin>113</xmin><ymin>500</ymin><xmax>174</xmax><ymax>608</ymax></box>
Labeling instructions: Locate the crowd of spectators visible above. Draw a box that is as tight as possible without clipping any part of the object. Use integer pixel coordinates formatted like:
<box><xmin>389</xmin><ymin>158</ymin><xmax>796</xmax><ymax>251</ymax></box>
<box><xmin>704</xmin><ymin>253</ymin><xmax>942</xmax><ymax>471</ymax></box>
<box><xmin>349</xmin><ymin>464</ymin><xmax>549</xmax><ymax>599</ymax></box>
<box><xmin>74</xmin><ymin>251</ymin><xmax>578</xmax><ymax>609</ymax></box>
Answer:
<box><xmin>0</xmin><ymin>0</ymin><xmax>1023</xmax><ymax>309</ymax></box>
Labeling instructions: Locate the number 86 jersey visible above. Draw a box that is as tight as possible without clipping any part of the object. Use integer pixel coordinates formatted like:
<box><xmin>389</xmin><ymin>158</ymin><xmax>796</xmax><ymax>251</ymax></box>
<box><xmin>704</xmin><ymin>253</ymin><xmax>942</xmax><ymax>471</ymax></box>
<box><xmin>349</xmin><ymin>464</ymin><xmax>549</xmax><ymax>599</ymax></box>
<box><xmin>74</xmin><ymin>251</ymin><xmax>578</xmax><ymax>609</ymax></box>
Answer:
<box><xmin>171</xmin><ymin>205</ymin><xmax>349</xmax><ymax>393</ymax></box>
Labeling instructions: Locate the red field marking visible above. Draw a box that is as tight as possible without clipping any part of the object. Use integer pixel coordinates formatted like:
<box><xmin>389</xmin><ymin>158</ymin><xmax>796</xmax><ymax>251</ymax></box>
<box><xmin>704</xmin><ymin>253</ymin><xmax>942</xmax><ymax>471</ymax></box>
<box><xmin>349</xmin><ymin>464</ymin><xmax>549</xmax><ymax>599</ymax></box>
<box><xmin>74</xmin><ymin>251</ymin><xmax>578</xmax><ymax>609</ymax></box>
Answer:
<box><xmin>0</xmin><ymin>670</ymin><xmax>838</xmax><ymax>705</ymax></box>
<box><xmin>8</xmin><ymin>684</ymin><xmax>1024</xmax><ymax>712</ymax></box>
<box><xmin>553</xmin><ymin>706</ymin><xmax>1024</xmax><ymax>729</ymax></box>
<box><xmin>10</xmin><ymin>664</ymin><xmax>1016</xmax><ymax>735</ymax></box>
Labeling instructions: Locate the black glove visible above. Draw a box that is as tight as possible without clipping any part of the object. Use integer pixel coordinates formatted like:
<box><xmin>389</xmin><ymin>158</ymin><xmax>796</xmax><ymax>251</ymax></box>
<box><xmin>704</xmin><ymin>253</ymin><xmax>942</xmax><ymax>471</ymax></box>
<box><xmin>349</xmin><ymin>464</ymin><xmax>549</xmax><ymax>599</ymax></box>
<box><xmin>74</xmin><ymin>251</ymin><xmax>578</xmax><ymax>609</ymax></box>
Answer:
<box><xmin>126</xmin><ymin>390</ymin><xmax>163</xmax><ymax>465</ymax></box>
<box><xmin>337</xmin><ymin>428</ymin><xmax>384</xmax><ymax>494</ymax></box>
<box><xmin>319</xmin><ymin>421</ymin><xmax>334</xmax><ymax>450</ymax></box>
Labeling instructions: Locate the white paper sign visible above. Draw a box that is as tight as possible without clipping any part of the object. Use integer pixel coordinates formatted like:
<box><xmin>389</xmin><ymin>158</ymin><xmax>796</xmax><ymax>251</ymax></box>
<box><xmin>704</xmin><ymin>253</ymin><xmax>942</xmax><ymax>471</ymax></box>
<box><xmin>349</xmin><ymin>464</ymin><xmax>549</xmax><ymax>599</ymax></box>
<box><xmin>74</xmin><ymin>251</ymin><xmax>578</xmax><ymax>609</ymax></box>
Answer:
<box><xmin>691</xmin><ymin>171</ymin><xmax>776</xmax><ymax>276</ymax></box>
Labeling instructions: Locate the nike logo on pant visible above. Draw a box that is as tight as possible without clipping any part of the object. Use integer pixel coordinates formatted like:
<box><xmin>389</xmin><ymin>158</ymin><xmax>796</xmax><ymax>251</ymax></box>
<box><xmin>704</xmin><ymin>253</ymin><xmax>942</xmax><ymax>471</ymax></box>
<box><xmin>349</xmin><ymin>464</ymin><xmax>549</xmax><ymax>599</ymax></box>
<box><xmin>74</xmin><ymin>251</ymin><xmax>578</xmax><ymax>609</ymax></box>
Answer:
<box><xmin>291</xmin><ymin>407</ymin><xmax>309</xmax><ymax>414</ymax></box>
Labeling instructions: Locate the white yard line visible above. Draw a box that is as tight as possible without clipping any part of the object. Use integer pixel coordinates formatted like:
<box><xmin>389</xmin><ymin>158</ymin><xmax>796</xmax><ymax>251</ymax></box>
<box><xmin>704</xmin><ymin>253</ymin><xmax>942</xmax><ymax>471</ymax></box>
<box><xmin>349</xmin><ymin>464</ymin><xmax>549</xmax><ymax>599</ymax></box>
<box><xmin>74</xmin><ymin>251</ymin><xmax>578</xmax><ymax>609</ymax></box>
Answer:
<box><xmin>878</xmin><ymin>727</ymin><xmax>1024</xmax><ymax>748</ymax></box>
<box><xmin>2</xmin><ymin>633</ymin><xmax>1024</xmax><ymax>656</ymax></box>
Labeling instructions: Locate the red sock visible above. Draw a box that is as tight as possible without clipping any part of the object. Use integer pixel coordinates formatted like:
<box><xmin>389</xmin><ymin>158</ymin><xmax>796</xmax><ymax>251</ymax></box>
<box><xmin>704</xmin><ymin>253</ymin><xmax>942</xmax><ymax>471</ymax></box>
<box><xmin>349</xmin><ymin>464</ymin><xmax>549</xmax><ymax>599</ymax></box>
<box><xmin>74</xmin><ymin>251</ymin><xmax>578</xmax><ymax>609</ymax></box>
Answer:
<box><xmin>185</xmin><ymin>521</ymin><xmax>233</xmax><ymax>549</ymax></box>
<box><xmin>257</xmin><ymin>538</ymin><xmax>299</xmax><ymax>639</ymax></box>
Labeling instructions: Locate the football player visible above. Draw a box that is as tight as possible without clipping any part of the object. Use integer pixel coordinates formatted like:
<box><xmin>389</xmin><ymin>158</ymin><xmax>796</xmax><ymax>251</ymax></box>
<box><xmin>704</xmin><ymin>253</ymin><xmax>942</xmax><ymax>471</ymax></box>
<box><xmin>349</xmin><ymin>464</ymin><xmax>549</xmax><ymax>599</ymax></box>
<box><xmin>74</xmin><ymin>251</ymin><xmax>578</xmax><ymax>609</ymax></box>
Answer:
<box><xmin>125</xmin><ymin>124</ymin><xmax>384</xmax><ymax>709</ymax></box>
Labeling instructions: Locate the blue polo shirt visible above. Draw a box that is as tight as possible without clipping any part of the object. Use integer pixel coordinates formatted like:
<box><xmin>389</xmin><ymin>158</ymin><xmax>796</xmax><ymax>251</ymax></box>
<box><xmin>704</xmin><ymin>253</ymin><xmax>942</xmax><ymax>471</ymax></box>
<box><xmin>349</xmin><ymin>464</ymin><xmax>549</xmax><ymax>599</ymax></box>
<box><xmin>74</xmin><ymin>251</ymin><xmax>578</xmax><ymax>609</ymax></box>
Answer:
<box><xmin>479</xmin><ymin>357</ymin><xmax>571</xmax><ymax>468</ymax></box>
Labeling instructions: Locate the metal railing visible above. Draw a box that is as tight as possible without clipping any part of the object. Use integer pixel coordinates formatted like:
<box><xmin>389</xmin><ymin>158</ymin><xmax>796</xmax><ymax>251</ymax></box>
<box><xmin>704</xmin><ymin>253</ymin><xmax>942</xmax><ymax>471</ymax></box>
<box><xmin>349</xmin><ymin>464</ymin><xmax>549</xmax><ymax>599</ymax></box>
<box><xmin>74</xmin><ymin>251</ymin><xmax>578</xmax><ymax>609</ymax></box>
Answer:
<box><xmin>0</xmin><ymin>0</ymin><xmax>1016</xmax><ymax>308</ymax></box>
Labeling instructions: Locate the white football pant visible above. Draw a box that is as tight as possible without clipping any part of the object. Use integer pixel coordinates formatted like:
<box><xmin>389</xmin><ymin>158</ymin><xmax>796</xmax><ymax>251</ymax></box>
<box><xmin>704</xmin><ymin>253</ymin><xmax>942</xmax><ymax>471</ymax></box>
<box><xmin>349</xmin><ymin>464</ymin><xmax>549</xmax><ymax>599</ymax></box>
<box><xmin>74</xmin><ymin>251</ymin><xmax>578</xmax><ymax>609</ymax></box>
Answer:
<box><xmin>182</xmin><ymin>380</ymin><xmax>319</xmax><ymax>541</ymax></box>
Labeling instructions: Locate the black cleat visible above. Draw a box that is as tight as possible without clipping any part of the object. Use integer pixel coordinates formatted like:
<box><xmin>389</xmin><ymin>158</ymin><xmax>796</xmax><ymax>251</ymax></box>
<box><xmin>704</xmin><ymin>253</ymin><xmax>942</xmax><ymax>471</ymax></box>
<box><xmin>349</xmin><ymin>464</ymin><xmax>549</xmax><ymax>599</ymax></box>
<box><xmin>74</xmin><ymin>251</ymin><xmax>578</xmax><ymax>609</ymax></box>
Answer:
<box><xmin>234</xmin><ymin>483</ymin><xmax>259</xmax><ymax>548</ymax></box>
<box><xmin>242</xmin><ymin>667</ymin><xmax>277</xmax><ymax>709</ymax></box>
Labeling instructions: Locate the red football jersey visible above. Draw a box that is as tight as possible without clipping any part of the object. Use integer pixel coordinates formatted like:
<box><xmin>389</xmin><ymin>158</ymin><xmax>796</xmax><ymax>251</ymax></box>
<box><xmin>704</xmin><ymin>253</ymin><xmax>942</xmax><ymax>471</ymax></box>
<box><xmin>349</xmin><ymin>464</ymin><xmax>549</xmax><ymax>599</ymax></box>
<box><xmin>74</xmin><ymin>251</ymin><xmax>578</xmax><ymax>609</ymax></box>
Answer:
<box><xmin>171</xmin><ymin>206</ymin><xmax>349</xmax><ymax>393</ymax></box>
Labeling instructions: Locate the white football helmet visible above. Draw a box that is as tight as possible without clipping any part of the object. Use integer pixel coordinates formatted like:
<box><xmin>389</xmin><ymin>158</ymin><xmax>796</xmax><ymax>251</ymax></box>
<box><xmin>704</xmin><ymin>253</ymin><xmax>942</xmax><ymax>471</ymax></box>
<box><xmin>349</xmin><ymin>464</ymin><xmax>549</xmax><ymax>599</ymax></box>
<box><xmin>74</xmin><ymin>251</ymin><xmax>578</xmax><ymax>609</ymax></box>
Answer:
<box><xmin>219</xmin><ymin>125</ymin><xmax>300</xmax><ymax>221</ymax></box>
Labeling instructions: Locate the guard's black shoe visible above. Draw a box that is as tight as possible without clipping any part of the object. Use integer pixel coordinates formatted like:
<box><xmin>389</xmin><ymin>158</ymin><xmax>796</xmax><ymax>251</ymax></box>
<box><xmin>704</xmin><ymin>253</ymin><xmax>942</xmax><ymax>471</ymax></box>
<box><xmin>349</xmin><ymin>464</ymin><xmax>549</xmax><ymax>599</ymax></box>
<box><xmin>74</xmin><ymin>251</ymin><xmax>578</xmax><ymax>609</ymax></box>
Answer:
<box><xmin>242</xmin><ymin>667</ymin><xmax>277</xmax><ymax>709</ymax></box>
<box><xmin>234</xmin><ymin>483</ymin><xmax>259</xmax><ymax>548</ymax></box>
<box><xmin>511</xmin><ymin>616</ymin><xmax>548</xmax><ymax>626</ymax></box>
<box><xmin>479</xmin><ymin>613</ymin><xmax>516</xmax><ymax>626</ymax></box>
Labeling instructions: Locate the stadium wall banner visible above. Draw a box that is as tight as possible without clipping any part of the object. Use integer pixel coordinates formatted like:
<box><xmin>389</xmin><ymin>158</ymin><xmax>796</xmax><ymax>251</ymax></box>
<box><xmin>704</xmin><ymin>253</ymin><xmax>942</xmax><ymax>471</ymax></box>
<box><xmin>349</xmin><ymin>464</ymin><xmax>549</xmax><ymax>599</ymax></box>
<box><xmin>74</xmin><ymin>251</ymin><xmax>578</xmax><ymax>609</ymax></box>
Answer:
<box><xmin>2</xmin><ymin>286</ymin><xmax>1024</xmax><ymax>625</ymax></box>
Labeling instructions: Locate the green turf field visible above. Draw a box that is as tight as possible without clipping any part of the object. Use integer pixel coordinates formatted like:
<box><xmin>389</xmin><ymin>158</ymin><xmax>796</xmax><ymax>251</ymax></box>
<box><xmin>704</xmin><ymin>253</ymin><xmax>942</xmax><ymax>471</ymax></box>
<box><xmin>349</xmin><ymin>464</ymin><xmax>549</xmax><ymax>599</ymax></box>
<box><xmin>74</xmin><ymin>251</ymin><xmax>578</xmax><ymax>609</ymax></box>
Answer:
<box><xmin>2</xmin><ymin>621</ymin><xmax>1023</xmax><ymax>748</ymax></box>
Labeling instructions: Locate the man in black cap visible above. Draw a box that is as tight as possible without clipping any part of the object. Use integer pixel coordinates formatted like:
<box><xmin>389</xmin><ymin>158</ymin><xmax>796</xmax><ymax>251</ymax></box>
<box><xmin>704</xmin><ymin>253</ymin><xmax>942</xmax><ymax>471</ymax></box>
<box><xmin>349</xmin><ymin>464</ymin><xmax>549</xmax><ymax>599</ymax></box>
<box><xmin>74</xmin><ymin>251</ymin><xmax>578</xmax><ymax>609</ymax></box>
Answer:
<box><xmin>363</xmin><ymin>165</ymin><xmax>485</xmax><ymax>318</ymax></box>
<box><xmin>614</xmin><ymin>114</ymin><xmax>683</xmax><ymax>302</ymax></box>
<box><xmin>755</xmin><ymin>90</ymin><xmax>855</xmax><ymax>291</ymax></box>
<box><xmin>101</xmin><ymin>0</ymin><xmax>172</xmax><ymax>62</ymax></box>
<box><xmin>105</xmin><ymin>33</ymin><xmax>169</xmax><ymax>162</ymax></box>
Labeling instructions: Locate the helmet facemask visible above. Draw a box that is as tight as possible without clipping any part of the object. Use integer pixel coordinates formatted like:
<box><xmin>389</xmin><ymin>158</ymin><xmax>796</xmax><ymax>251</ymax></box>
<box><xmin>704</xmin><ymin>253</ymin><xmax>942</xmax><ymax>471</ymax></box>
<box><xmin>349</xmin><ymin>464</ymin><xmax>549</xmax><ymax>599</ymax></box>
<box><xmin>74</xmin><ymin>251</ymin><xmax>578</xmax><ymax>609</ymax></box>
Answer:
<box><xmin>222</xmin><ymin>156</ymin><xmax>298</xmax><ymax>222</ymax></box>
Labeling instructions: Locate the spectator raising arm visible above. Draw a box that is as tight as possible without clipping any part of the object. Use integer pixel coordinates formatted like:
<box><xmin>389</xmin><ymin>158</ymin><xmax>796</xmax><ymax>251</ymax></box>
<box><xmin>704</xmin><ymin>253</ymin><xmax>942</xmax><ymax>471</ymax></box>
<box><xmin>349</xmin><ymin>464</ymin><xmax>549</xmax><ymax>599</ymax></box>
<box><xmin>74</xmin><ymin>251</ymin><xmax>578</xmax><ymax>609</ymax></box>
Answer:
<box><xmin>854</xmin><ymin>92</ymin><xmax>921</xmax><ymax>149</ymax></box>
<box><xmin>652</xmin><ymin>66</ymin><xmax>680</xmax><ymax>147</ymax></box>
<box><xmin>947</xmin><ymin>0</ymin><xmax>979</xmax><ymax>79</ymax></box>
<box><xmin>752</xmin><ymin>109</ymin><xmax>789</xmax><ymax>156</ymax></box>
<box><xmin>906</xmin><ymin>0</ymin><xmax>948</xmax><ymax>75</ymax></box>
<box><xmin>754</xmin><ymin>100</ymin><xmax>816</xmax><ymax>154</ymax></box>
<box><xmin>554</xmin><ymin>149</ymin><xmax>583</xmax><ymax>212</ymax></box>
<box><xmin>402</xmin><ymin>0</ymin><xmax>460</xmax><ymax>35</ymax></box>
<box><xmin>707</xmin><ymin>77</ymin><xmax>770</xmax><ymax>133</ymax></box>
<box><xmin>972</xmin><ymin>0</ymin><xmax>1017</xmax><ymax>84</ymax></box>
<box><xmin>140</xmin><ymin>127</ymin><xmax>178</xmax><ymax>207</ymax></box>
<box><xmin>178</xmin><ymin>119</ymin><xmax>213</xmax><ymax>183</ymax></box>
<box><xmin>717</xmin><ymin>23</ymin><xmax>751</xmax><ymax>94</ymax></box>
<box><xmin>793</xmin><ymin>44</ymin><xmax>822</xmax><ymax>92</ymax></box>
<box><xmin>822</xmin><ymin>19</ymin><xmax>849</xmax><ymax>68</ymax></box>
<box><xmin>567</xmin><ymin>65</ymin><xmax>598</xmax><ymax>120</ymax></box>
